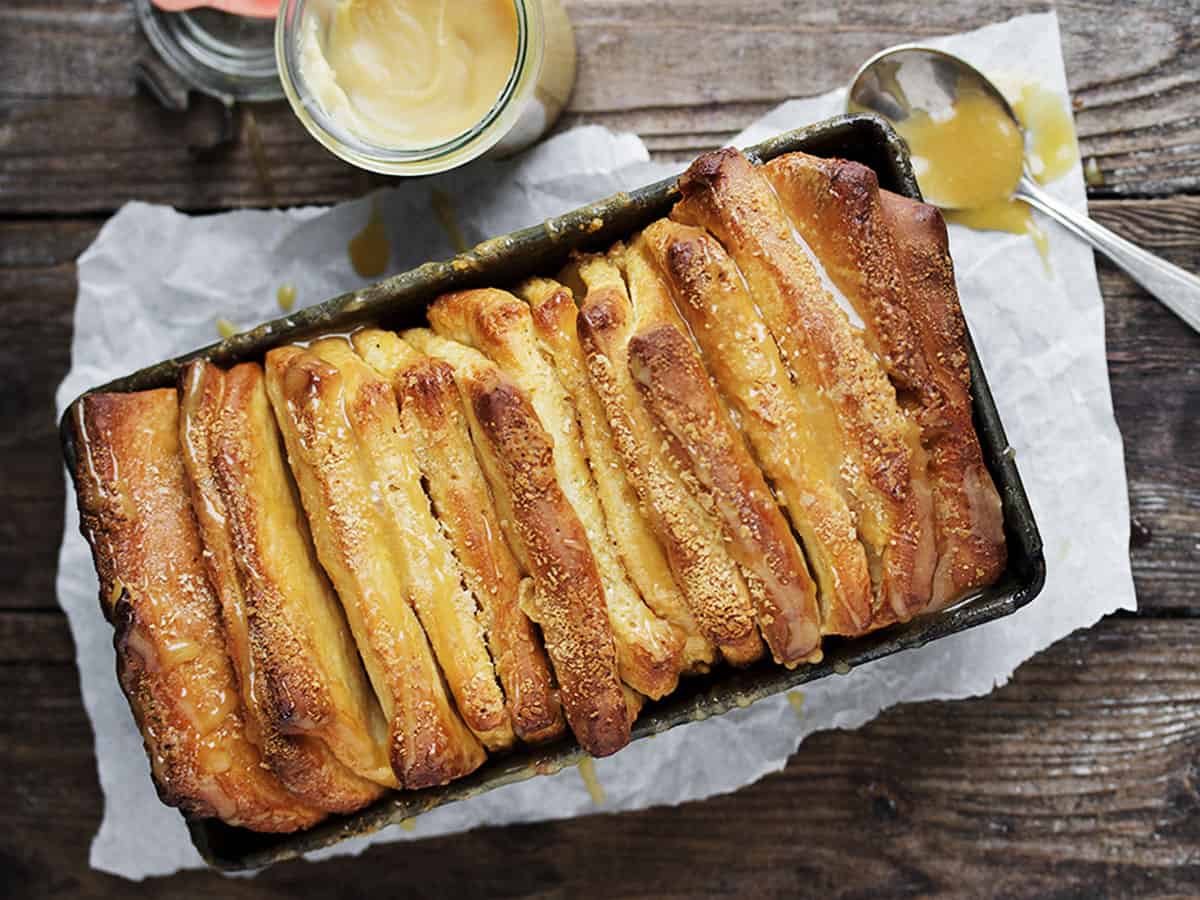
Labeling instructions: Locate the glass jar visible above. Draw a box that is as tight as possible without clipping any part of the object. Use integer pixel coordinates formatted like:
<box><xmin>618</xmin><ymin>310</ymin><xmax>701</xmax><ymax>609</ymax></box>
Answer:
<box><xmin>275</xmin><ymin>0</ymin><xmax>577</xmax><ymax>176</ymax></box>
<box><xmin>136</xmin><ymin>0</ymin><xmax>284</xmax><ymax>102</ymax></box>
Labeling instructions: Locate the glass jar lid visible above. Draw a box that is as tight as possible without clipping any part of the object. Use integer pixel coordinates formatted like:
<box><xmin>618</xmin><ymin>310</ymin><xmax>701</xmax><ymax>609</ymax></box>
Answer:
<box><xmin>135</xmin><ymin>0</ymin><xmax>283</xmax><ymax>103</ymax></box>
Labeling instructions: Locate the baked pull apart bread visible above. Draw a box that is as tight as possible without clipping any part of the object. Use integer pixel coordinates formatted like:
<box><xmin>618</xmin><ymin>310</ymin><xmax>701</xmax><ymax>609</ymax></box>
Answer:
<box><xmin>404</xmin><ymin>327</ymin><xmax>632</xmax><ymax>757</ymax></box>
<box><xmin>762</xmin><ymin>152</ymin><xmax>1005</xmax><ymax>606</ymax></box>
<box><xmin>264</xmin><ymin>345</ymin><xmax>486</xmax><ymax>787</ymax></box>
<box><xmin>73</xmin><ymin>389</ymin><xmax>326</xmax><ymax>832</ymax></box>
<box><xmin>624</xmin><ymin>234</ymin><xmax>823</xmax><ymax>665</ymax></box>
<box><xmin>878</xmin><ymin>190</ymin><xmax>1007</xmax><ymax>604</ymax></box>
<box><xmin>569</xmin><ymin>249</ymin><xmax>766</xmax><ymax>667</ymax></box>
<box><xmin>304</xmin><ymin>337</ymin><xmax>514</xmax><ymax>752</ymax></box>
<box><xmin>179</xmin><ymin>361</ymin><xmax>391</xmax><ymax>812</ymax></box>
<box><xmin>514</xmin><ymin>277</ymin><xmax>715</xmax><ymax>671</ymax></box>
<box><xmin>67</xmin><ymin>142</ymin><xmax>1011</xmax><ymax>835</ymax></box>
<box><xmin>351</xmin><ymin>327</ymin><xmax>566</xmax><ymax>745</ymax></box>
<box><xmin>641</xmin><ymin>219</ymin><xmax>874</xmax><ymax>637</ymax></box>
<box><xmin>427</xmin><ymin>288</ymin><xmax>686</xmax><ymax>698</ymax></box>
<box><xmin>673</xmin><ymin>148</ymin><xmax>937</xmax><ymax>625</ymax></box>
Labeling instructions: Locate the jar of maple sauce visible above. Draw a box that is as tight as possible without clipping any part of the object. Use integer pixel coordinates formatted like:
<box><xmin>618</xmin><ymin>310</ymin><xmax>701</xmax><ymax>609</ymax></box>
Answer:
<box><xmin>277</xmin><ymin>0</ymin><xmax>577</xmax><ymax>175</ymax></box>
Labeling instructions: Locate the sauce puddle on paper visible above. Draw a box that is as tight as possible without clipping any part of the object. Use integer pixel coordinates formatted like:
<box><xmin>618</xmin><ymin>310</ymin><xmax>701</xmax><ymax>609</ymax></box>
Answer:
<box><xmin>787</xmin><ymin>690</ymin><xmax>805</xmax><ymax>719</ymax></box>
<box><xmin>276</xmin><ymin>283</ymin><xmax>297</xmax><ymax>312</ymax></box>
<box><xmin>576</xmin><ymin>757</ymin><xmax>605</xmax><ymax>806</ymax></box>
<box><xmin>348</xmin><ymin>200</ymin><xmax>391</xmax><ymax>278</ymax></box>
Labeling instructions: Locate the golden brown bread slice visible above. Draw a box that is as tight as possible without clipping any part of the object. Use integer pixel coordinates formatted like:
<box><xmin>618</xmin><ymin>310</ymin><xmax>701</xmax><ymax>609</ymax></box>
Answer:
<box><xmin>623</xmin><ymin>235</ymin><xmax>823</xmax><ymax>665</ymax></box>
<box><xmin>403</xmin><ymin>327</ymin><xmax>631</xmax><ymax>758</ymax></box>
<box><xmin>639</xmin><ymin>219</ymin><xmax>874</xmax><ymax>636</ymax></box>
<box><xmin>179</xmin><ymin>361</ymin><xmax>392</xmax><ymax>812</ymax></box>
<box><xmin>305</xmin><ymin>337</ymin><xmax>513</xmax><ymax>752</ymax></box>
<box><xmin>264</xmin><ymin>345</ymin><xmax>486</xmax><ymax>787</ymax></box>
<box><xmin>351</xmin><ymin>328</ymin><xmax>566</xmax><ymax>744</ymax></box>
<box><xmin>673</xmin><ymin>148</ymin><xmax>936</xmax><ymax>624</ymax></box>
<box><xmin>73</xmin><ymin>389</ymin><xmax>326</xmax><ymax>832</ymax></box>
<box><xmin>514</xmin><ymin>277</ymin><xmax>715</xmax><ymax>671</ymax></box>
<box><xmin>427</xmin><ymin>289</ymin><xmax>685</xmax><ymax>699</ymax></box>
<box><xmin>763</xmin><ymin>153</ymin><xmax>933</xmax><ymax>398</ymax></box>
<box><xmin>877</xmin><ymin>189</ymin><xmax>1007</xmax><ymax>605</ymax></box>
<box><xmin>762</xmin><ymin>152</ymin><xmax>1004</xmax><ymax>606</ymax></box>
<box><xmin>569</xmin><ymin>249</ymin><xmax>765</xmax><ymax>666</ymax></box>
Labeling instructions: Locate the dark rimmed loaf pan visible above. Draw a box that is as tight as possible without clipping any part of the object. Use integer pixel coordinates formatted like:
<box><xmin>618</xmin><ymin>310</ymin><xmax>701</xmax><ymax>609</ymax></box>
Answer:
<box><xmin>59</xmin><ymin>113</ymin><xmax>1045</xmax><ymax>870</ymax></box>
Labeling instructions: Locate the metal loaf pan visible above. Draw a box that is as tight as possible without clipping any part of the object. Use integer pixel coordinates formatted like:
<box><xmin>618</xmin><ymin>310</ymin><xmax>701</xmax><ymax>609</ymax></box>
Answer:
<box><xmin>58</xmin><ymin>114</ymin><xmax>1045</xmax><ymax>870</ymax></box>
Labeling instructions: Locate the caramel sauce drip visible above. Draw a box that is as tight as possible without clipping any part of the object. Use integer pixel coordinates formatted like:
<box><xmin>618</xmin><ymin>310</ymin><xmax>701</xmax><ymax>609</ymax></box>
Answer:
<box><xmin>348</xmin><ymin>201</ymin><xmax>391</xmax><ymax>278</ymax></box>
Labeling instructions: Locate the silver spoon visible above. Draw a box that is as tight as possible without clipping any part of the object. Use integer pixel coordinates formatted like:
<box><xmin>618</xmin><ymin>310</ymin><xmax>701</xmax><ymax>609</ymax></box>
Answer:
<box><xmin>848</xmin><ymin>44</ymin><xmax>1200</xmax><ymax>333</ymax></box>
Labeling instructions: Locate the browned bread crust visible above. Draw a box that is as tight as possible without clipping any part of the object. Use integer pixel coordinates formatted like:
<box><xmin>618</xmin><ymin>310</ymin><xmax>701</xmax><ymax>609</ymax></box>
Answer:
<box><xmin>403</xmin><ymin>328</ymin><xmax>631</xmax><ymax>758</ymax></box>
<box><xmin>73</xmin><ymin>389</ymin><xmax>326</xmax><ymax>832</ymax></box>
<box><xmin>626</xmin><ymin>322</ymin><xmax>823</xmax><ymax>665</ymax></box>
<box><xmin>762</xmin><ymin>151</ymin><xmax>1004</xmax><ymax>606</ymax></box>
<box><xmin>515</xmin><ymin>277</ymin><xmax>715</xmax><ymax>670</ymax></box>
<box><xmin>305</xmin><ymin>337</ymin><xmax>513</xmax><ymax>752</ymax></box>
<box><xmin>427</xmin><ymin>289</ymin><xmax>685</xmax><ymax>699</ymax></box>
<box><xmin>623</xmin><ymin>236</ymin><xmax>822</xmax><ymax>664</ymax></box>
<box><xmin>618</xmin><ymin>263</ymin><xmax>820</xmax><ymax>661</ymax></box>
<box><xmin>264</xmin><ymin>346</ymin><xmax>486</xmax><ymax>787</ymax></box>
<box><xmin>673</xmin><ymin>148</ymin><xmax>936</xmax><ymax>624</ymax></box>
<box><xmin>179</xmin><ymin>361</ymin><xmax>391</xmax><ymax>812</ymax></box>
<box><xmin>763</xmin><ymin>153</ymin><xmax>932</xmax><ymax>398</ymax></box>
<box><xmin>877</xmin><ymin>190</ymin><xmax>1007</xmax><ymax>606</ymax></box>
<box><xmin>640</xmin><ymin>219</ymin><xmax>874</xmax><ymax>636</ymax></box>
<box><xmin>351</xmin><ymin>328</ymin><xmax>566</xmax><ymax>744</ymax></box>
<box><xmin>570</xmin><ymin>250</ymin><xmax>766</xmax><ymax>666</ymax></box>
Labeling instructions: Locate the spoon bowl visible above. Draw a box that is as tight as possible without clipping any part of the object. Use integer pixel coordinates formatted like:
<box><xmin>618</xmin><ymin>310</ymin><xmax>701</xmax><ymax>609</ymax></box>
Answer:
<box><xmin>849</xmin><ymin>45</ymin><xmax>1026</xmax><ymax>211</ymax></box>
<box><xmin>848</xmin><ymin>44</ymin><xmax>1019</xmax><ymax>136</ymax></box>
<box><xmin>846</xmin><ymin>44</ymin><xmax>1200</xmax><ymax>334</ymax></box>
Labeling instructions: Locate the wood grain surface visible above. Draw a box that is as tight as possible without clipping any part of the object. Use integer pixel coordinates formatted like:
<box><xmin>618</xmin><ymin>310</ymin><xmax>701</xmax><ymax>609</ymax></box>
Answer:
<box><xmin>0</xmin><ymin>1</ymin><xmax>1197</xmax><ymax>897</ymax></box>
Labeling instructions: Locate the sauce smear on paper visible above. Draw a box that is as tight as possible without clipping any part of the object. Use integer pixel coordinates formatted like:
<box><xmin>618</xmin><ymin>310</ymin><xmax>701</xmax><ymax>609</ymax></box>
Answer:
<box><xmin>276</xmin><ymin>283</ymin><xmax>297</xmax><ymax>312</ymax></box>
<box><xmin>348</xmin><ymin>202</ymin><xmax>391</xmax><ymax>278</ymax></box>
<box><xmin>577</xmin><ymin>757</ymin><xmax>605</xmax><ymax>806</ymax></box>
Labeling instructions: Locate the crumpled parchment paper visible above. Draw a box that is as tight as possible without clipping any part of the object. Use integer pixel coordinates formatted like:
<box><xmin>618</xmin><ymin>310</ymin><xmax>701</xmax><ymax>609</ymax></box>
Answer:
<box><xmin>54</xmin><ymin>11</ymin><xmax>1133</xmax><ymax>879</ymax></box>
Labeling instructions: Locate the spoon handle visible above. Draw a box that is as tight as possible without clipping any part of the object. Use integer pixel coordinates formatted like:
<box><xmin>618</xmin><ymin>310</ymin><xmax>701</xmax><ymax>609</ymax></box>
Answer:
<box><xmin>1015</xmin><ymin>176</ymin><xmax>1200</xmax><ymax>333</ymax></box>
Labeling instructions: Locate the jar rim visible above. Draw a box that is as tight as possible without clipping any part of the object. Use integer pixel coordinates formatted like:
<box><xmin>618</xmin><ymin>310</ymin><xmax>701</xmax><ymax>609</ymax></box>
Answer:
<box><xmin>276</xmin><ymin>0</ymin><xmax>544</xmax><ymax>176</ymax></box>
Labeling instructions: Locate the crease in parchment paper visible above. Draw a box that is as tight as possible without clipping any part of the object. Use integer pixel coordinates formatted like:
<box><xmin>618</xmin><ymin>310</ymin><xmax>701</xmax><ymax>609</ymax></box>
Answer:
<box><xmin>54</xmin><ymin>11</ymin><xmax>1133</xmax><ymax>880</ymax></box>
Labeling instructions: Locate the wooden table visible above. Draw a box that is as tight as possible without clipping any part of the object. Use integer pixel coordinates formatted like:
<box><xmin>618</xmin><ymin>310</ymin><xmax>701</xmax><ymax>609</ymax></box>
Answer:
<box><xmin>3</xmin><ymin>2</ymin><xmax>1198</xmax><ymax>896</ymax></box>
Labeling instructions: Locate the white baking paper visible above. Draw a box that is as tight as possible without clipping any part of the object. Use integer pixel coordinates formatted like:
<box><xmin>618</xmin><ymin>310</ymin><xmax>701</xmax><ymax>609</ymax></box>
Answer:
<box><xmin>55</xmin><ymin>11</ymin><xmax>1133</xmax><ymax>880</ymax></box>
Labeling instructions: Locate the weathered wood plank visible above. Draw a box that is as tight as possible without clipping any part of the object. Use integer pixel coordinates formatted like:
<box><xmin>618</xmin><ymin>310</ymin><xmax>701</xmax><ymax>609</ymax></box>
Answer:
<box><xmin>1</xmin><ymin>1</ymin><xmax>1198</xmax><ymax>212</ymax></box>
<box><xmin>3</xmin><ymin>618</ymin><xmax>1200</xmax><ymax>896</ymax></box>
<box><xmin>1091</xmin><ymin>198</ymin><xmax>1200</xmax><ymax>611</ymax></box>
<box><xmin>0</xmin><ymin>220</ymin><xmax>81</xmax><ymax>613</ymax></box>
<box><xmin>0</xmin><ymin>612</ymin><xmax>76</xmax><ymax>663</ymax></box>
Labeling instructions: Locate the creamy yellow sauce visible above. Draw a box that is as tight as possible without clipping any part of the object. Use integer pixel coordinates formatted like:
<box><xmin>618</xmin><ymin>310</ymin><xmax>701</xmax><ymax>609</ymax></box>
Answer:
<box><xmin>348</xmin><ymin>201</ymin><xmax>391</xmax><ymax>278</ymax></box>
<box><xmin>276</xmin><ymin>282</ymin><xmax>298</xmax><ymax>312</ymax></box>
<box><xmin>1013</xmin><ymin>82</ymin><xmax>1080</xmax><ymax>184</ymax></box>
<box><xmin>894</xmin><ymin>89</ymin><xmax>1025</xmax><ymax>211</ymax></box>
<box><xmin>301</xmin><ymin>0</ymin><xmax>520</xmax><ymax>149</ymax></box>
<box><xmin>577</xmin><ymin>757</ymin><xmax>606</xmax><ymax>806</ymax></box>
<box><xmin>945</xmin><ymin>202</ymin><xmax>1048</xmax><ymax>263</ymax></box>
<box><xmin>786</xmin><ymin>689</ymin><xmax>805</xmax><ymax>719</ymax></box>
<box><xmin>886</xmin><ymin>79</ymin><xmax>1078</xmax><ymax>267</ymax></box>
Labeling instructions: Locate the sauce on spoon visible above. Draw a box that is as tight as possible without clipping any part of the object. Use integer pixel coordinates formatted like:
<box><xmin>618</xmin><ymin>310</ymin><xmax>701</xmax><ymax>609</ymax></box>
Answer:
<box><xmin>864</xmin><ymin>78</ymin><xmax>1079</xmax><ymax>266</ymax></box>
